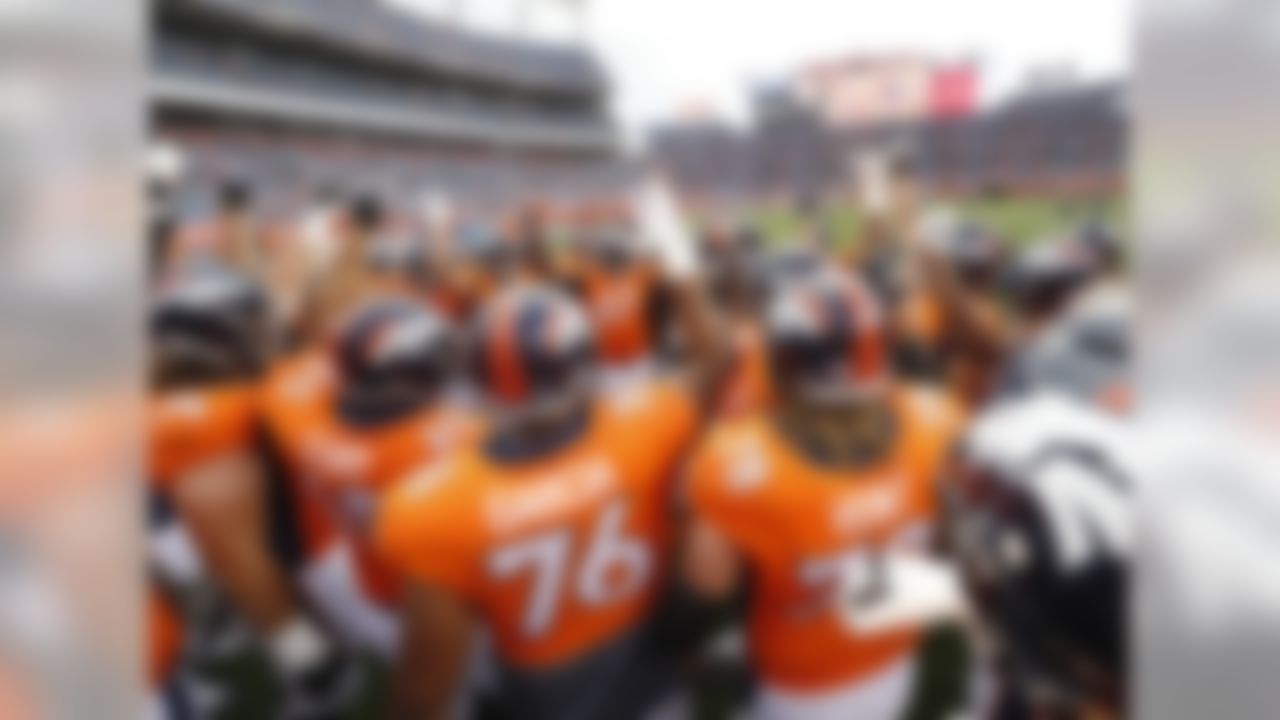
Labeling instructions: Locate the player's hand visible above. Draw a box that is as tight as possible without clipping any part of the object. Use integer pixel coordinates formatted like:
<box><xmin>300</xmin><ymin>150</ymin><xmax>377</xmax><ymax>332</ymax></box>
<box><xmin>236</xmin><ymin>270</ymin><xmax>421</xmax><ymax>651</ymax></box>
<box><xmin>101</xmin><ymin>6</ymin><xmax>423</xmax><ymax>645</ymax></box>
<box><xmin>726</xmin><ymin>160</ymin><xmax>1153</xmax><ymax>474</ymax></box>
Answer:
<box><xmin>270</xmin><ymin>617</ymin><xmax>364</xmax><ymax>720</ymax></box>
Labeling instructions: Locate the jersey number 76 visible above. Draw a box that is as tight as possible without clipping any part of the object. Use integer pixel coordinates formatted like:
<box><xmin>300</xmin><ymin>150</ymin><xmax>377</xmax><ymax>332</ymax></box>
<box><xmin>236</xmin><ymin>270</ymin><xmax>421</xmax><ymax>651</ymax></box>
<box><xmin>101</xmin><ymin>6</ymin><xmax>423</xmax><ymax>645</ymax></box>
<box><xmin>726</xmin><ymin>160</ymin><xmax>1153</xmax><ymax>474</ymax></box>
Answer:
<box><xmin>488</xmin><ymin>499</ymin><xmax>653</xmax><ymax>638</ymax></box>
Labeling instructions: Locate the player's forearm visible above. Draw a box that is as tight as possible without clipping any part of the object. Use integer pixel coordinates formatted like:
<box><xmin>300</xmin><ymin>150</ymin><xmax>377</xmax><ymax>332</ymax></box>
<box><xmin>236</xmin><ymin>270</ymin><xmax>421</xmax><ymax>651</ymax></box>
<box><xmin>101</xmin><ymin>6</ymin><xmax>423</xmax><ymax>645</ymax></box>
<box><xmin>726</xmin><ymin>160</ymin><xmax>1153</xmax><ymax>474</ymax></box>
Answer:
<box><xmin>680</xmin><ymin>516</ymin><xmax>743</xmax><ymax>604</ymax></box>
<box><xmin>394</xmin><ymin>584</ymin><xmax>474</xmax><ymax>720</ymax></box>
<box><xmin>632</xmin><ymin>174</ymin><xmax>729</xmax><ymax>406</ymax></box>
<box><xmin>669</xmin><ymin>278</ymin><xmax>732</xmax><ymax>414</ymax></box>
<box><xmin>175</xmin><ymin>460</ymin><xmax>300</xmax><ymax>633</ymax></box>
<box><xmin>921</xmin><ymin>250</ymin><xmax>1006</xmax><ymax>361</ymax></box>
<box><xmin>203</xmin><ymin>532</ymin><xmax>298</xmax><ymax>633</ymax></box>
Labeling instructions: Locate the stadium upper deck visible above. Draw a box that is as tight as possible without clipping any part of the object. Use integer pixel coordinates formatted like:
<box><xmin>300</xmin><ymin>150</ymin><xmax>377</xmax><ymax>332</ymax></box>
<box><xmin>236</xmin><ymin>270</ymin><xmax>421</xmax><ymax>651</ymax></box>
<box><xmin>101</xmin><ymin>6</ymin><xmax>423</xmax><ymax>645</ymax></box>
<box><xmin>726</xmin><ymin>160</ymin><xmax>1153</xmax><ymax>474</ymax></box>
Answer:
<box><xmin>157</xmin><ymin>0</ymin><xmax>606</xmax><ymax>90</ymax></box>
<box><xmin>151</xmin><ymin>0</ymin><xmax>623</xmax><ymax>216</ymax></box>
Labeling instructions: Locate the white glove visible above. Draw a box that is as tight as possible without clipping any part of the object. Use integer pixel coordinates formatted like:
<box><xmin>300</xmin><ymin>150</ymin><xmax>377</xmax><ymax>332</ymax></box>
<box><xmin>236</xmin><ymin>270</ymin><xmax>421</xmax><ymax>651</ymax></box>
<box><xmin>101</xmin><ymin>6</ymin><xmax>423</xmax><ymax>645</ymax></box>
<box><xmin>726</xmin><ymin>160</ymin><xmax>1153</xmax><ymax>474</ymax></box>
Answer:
<box><xmin>633</xmin><ymin>174</ymin><xmax>699</xmax><ymax>278</ymax></box>
<box><xmin>269</xmin><ymin>617</ymin><xmax>363</xmax><ymax>720</ymax></box>
<box><xmin>837</xmin><ymin>553</ymin><xmax>971</xmax><ymax>636</ymax></box>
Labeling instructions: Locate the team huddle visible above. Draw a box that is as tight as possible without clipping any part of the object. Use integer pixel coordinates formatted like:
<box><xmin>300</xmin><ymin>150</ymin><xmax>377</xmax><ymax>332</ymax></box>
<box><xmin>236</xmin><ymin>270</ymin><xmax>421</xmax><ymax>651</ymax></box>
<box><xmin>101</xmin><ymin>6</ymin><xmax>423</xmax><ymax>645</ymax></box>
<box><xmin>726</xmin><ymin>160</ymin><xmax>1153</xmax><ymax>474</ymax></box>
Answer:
<box><xmin>148</xmin><ymin>176</ymin><xmax>1132</xmax><ymax>720</ymax></box>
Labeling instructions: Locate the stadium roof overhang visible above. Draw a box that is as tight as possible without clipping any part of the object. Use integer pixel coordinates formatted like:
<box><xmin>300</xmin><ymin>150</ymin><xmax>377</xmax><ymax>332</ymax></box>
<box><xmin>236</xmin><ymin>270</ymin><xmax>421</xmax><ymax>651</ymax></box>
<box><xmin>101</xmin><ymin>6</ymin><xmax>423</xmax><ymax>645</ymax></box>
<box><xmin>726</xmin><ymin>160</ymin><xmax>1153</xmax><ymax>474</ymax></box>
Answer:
<box><xmin>156</xmin><ymin>0</ymin><xmax>606</xmax><ymax>99</ymax></box>
<box><xmin>150</xmin><ymin>73</ymin><xmax>617</xmax><ymax>155</ymax></box>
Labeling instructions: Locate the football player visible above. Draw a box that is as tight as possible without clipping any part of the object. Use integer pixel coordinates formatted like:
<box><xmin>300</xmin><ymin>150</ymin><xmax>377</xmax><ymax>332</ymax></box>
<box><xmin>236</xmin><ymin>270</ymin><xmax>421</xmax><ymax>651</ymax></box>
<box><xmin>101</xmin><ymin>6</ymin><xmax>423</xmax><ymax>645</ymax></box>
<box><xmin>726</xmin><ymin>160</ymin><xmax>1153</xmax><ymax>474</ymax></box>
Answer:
<box><xmin>682</xmin><ymin>268</ymin><xmax>964</xmax><ymax>720</ymax></box>
<box><xmin>944</xmin><ymin>378</ymin><xmax>1132</xmax><ymax>718</ymax></box>
<box><xmin>718</xmin><ymin>245</ymin><xmax>832</xmax><ymax>419</ymax></box>
<box><xmin>375</xmin><ymin>178</ymin><xmax>727</xmax><ymax>720</ymax></box>
<box><xmin>569</xmin><ymin>228</ymin><xmax>670</xmax><ymax>386</ymax></box>
<box><xmin>1004</xmin><ymin>238</ymin><xmax>1099</xmax><ymax>342</ymax></box>
<box><xmin>838</xmin><ymin>288</ymin><xmax>1133</xmax><ymax>719</ymax></box>
<box><xmin>149</xmin><ymin>262</ymin><xmax>360</xmax><ymax>719</ymax></box>
<box><xmin>281</xmin><ymin>299</ymin><xmax>481</xmax><ymax>658</ymax></box>
<box><xmin>903</xmin><ymin>218</ymin><xmax>1011</xmax><ymax>406</ymax></box>
<box><xmin>699</xmin><ymin>222</ymin><xmax>761</xmax><ymax>315</ymax></box>
<box><xmin>445</xmin><ymin>222</ymin><xmax>525</xmax><ymax>320</ymax></box>
<box><xmin>993</xmin><ymin>286</ymin><xmax>1129</xmax><ymax>407</ymax></box>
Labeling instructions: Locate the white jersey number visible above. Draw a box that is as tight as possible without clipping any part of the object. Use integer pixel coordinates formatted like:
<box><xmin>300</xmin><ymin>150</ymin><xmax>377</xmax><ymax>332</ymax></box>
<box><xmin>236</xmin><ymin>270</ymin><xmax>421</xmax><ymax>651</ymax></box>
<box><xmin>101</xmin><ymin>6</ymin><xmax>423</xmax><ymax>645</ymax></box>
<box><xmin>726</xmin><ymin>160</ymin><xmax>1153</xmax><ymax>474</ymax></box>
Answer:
<box><xmin>488</xmin><ymin>499</ymin><xmax>653</xmax><ymax>638</ymax></box>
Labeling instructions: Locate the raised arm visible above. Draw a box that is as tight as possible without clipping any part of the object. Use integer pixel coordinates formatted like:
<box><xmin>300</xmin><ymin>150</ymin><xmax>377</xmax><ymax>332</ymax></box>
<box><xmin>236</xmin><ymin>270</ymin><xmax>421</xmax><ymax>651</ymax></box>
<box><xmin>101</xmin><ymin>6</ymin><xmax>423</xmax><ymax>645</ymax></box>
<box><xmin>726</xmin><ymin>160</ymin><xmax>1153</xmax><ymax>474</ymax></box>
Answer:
<box><xmin>633</xmin><ymin>176</ymin><xmax>733</xmax><ymax>415</ymax></box>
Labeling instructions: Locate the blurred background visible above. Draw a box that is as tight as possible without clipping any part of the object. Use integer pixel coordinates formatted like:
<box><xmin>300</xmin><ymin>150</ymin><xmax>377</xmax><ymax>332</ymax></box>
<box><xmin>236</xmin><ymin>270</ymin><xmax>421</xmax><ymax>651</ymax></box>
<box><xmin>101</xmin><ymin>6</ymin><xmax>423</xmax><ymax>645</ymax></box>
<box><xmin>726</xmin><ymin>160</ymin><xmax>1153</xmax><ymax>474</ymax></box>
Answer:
<box><xmin>148</xmin><ymin>0</ymin><xmax>1126</xmax><ymax>241</ymax></box>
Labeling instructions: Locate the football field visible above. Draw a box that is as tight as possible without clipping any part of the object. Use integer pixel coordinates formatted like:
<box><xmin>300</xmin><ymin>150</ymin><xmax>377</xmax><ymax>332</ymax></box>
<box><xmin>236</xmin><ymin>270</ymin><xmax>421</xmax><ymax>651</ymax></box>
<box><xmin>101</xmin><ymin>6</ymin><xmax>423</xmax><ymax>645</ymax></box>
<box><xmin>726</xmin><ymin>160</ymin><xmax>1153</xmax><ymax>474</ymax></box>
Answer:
<box><xmin>754</xmin><ymin>195</ymin><xmax>1127</xmax><ymax>249</ymax></box>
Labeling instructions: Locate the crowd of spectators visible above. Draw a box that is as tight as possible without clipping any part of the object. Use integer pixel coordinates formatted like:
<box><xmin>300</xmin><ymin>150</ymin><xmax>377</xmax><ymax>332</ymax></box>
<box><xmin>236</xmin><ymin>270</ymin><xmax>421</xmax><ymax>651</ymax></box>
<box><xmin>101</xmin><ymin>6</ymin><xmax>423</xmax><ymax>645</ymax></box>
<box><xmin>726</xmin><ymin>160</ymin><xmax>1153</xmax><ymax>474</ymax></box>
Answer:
<box><xmin>650</xmin><ymin>82</ymin><xmax>1127</xmax><ymax>204</ymax></box>
<box><xmin>151</xmin><ymin>0</ymin><xmax>625</xmax><ymax>223</ymax></box>
<box><xmin>154</xmin><ymin>126</ymin><xmax>636</xmax><ymax>222</ymax></box>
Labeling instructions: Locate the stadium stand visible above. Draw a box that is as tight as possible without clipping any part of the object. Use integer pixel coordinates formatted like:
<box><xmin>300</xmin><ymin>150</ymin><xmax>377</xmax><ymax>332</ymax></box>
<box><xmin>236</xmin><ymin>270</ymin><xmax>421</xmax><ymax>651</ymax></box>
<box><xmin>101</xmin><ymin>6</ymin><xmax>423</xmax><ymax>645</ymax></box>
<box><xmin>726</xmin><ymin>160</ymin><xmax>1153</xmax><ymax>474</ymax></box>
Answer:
<box><xmin>650</xmin><ymin>81</ymin><xmax>1127</xmax><ymax>205</ymax></box>
<box><xmin>151</xmin><ymin>0</ymin><xmax>625</xmax><ymax>217</ymax></box>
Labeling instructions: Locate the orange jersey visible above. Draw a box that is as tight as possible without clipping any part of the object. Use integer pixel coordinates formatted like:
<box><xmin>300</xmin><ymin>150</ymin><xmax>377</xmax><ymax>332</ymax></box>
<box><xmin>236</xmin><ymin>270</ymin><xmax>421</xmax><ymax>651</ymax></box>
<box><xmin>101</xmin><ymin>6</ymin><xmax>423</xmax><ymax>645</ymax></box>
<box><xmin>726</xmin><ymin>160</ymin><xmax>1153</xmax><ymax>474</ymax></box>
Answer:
<box><xmin>296</xmin><ymin>402</ymin><xmax>482</xmax><ymax>605</ymax></box>
<box><xmin>148</xmin><ymin>383</ymin><xmax>257</xmax><ymax>691</ymax></box>
<box><xmin>259</xmin><ymin>351</ymin><xmax>342</xmax><ymax>559</ymax></box>
<box><xmin>688</xmin><ymin>387</ymin><xmax>963</xmax><ymax>691</ymax></box>
<box><xmin>376</xmin><ymin>381</ymin><xmax>697</xmax><ymax>669</ymax></box>
<box><xmin>718</xmin><ymin>320</ymin><xmax>773</xmax><ymax>418</ymax></box>
<box><xmin>579</xmin><ymin>263</ymin><xmax>660</xmax><ymax>364</ymax></box>
<box><xmin>150</xmin><ymin>383</ymin><xmax>258</xmax><ymax>491</ymax></box>
<box><xmin>148</xmin><ymin>589</ymin><xmax>183</xmax><ymax>688</ymax></box>
<box><xmin>897</xmin><ymin>289</ymin><xmax>946</xmax><ymax>350</ymax></box>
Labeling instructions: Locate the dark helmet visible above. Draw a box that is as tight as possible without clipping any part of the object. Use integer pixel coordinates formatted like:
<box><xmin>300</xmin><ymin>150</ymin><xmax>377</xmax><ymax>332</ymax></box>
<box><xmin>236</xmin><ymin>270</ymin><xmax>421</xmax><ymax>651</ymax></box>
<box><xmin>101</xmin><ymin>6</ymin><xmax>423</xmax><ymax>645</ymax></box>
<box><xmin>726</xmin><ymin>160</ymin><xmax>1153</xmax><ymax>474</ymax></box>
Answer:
<box><xmin>764</xmin><ymin>268</ymin><xmax>888</xmax><ymax>404</ymax></box>
<box><xmin>998</xmin><ymin>287</ymin><xmax>1130</xmax><ymax>409</ymax></box>
<box><xmin>366</xmin><ymin>233</ymin><xmax>429</xmax><ymax>279</ymax></box>
<box><xmin>1075</xmin><ymin>217</ymin><xmax>1123</xmax><ymax>272</ymax></box>
<box><xmin>471</xmin><ymin>285</ymin><xmax>595</xmax><ymax>409</ymax></box>
<box><xmin>751</xmin><ymin>245</ymin><xmax>829</xmax><ymax>301</ymax></box>
<box><xmin>939</xmin><ymin>220</ymin><xmax>1005</xmax><ymax>286</ymax></box>
<box><xmin>946</xmin><ymin>392</ymin><xmax>1133</xmax><ymax>710</ymax></box>
<box><xmin>588</xmin><ymin>227</ymin><xmax>640</xmax><ymax>272</ymax></box>
<box><xmin>331</xmin><ymin>299</ymin><xmax>455</xmax><ymax>425</ymax></box>
<box><xmin>151</xmin><ymin>260</ymin><xmax>268</xmax><ymax>385</ymax></box>
<box><xmin>455</xmin><ymin>222</ymin><xmax>515</xmax><ymax>273</ymax></box>
<box><xmin>1005</xmin><ymin>238</ymin><xmax>1097</xmax><ymax>320</ymax></box>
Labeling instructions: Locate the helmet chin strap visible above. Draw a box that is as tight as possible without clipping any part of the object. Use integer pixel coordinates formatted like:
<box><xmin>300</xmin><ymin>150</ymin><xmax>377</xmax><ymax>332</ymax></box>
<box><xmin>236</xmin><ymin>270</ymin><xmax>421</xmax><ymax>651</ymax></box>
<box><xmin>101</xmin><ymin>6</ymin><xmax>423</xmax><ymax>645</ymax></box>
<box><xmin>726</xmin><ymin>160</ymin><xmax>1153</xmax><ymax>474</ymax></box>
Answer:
<box><xmin>336</xmin><ymin>382</ymin><xmax>436</xmax><ymax>429</ymax></box>
<box><xmin>486</xmin><ymin>376</ymin><xmax>596</xmax><ymax>462</ymax></box>
<box><xmin>775</xmin><ymin>391</ymin><xmax>895</xmax><ymax>468</ymax></box>
<box><xmin>153</xmin><ymin>336</ymin><xmax>254</xmax><ymax>388</ymax></box>
<box><xmin>794</xmin><ymin>374</ymin><xmax>888</xmax><ymax>407</ymax></box>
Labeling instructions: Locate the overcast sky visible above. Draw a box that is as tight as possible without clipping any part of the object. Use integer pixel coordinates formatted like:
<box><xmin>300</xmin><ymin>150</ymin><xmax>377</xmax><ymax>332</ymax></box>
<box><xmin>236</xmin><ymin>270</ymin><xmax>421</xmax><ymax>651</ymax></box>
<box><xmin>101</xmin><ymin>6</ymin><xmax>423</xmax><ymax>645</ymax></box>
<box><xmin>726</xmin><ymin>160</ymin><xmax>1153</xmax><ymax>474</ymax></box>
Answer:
<box><xmin>391</xmin><ymin>0</ymin><xmax>1130</xmax><ymax>140</ymax></box>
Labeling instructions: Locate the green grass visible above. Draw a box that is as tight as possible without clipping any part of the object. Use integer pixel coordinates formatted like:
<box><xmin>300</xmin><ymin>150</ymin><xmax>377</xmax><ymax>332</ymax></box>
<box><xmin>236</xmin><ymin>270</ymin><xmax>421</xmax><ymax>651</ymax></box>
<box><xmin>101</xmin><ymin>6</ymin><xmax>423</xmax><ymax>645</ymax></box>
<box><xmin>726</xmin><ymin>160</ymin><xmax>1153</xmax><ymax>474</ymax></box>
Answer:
<box><xmin>956</xmin><ymin>196</ymin><xmax>1127</xmax><ymax>247</ymax></box>
<box><xmin>749</xmin><ymin>195</ymin><xmax>1128</xmax><ymax>250</ymax></box>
